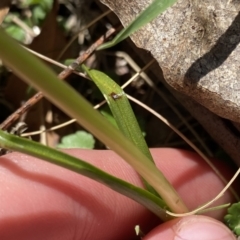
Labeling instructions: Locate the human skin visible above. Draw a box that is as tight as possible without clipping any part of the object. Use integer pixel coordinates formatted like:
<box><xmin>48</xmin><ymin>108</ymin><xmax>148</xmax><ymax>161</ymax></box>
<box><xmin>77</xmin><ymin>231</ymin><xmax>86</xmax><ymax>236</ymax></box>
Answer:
<box><xmin>0</xmin><ymin>148</ymin><xmax>236</xmax><ymax>240</ymax></box>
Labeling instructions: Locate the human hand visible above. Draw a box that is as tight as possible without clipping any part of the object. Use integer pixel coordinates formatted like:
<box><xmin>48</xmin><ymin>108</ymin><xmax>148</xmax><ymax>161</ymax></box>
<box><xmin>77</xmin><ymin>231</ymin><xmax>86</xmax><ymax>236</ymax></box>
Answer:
<box><xmin>0</xmin><ymin>148</ymin><xmax>236</xmax><ymax>239</ymax></box>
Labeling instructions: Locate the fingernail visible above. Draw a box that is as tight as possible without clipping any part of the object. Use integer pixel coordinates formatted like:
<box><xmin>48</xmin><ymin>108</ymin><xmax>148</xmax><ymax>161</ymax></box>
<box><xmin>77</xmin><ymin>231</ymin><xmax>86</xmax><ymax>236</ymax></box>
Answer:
<box><xmin>173</xmin><ymin>216</ymin><xmax>235</xmax><ymax>240</ymax></box>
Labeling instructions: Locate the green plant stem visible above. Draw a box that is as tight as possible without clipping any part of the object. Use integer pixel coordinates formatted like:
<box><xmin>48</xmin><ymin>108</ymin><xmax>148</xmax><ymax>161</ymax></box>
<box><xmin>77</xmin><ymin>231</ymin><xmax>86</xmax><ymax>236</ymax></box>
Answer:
<box><xmin>0</xmin><ymin>29</ymin><xmax>188</xmax><ymax>214</ymax></box>
<box><xmin>0</xmin><ymin>129</ymin><xmax>169</xmax><ymax>220</ymax></box>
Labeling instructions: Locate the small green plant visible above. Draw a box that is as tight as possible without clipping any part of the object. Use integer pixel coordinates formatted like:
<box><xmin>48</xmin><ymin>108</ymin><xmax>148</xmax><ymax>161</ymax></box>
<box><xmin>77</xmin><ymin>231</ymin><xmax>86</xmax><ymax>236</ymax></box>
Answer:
<box><xmin>0</xmin><ymin>0</ymin><xmax>191</xmax><ymax>221</ymax></box>
<box><xmin>0</xmin><ymin>29</ymin><xmax>187</xmax><ymax>216</ymax></box>
<box><xmin>57</xmin><ymin>130</ymin><xmax>95</xmax><ymax>149</ymax></box>
<box><xmin>1</xmin><ymin>1</ymin><xmax>239</xmax><ymax>237</ymax></box>
<box><xmin>224</xmin><ymin>202</ymin><xmax>240</xmax><ymax>236</ymax></box>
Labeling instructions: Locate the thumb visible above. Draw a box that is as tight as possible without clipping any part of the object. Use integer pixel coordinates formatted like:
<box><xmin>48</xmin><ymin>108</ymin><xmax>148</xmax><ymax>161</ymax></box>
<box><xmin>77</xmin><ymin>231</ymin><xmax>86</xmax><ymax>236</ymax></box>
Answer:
<box><xmin>144</xmin><ymin>215</ymin><xmax>236</xmax><ymax>240</ymax></box>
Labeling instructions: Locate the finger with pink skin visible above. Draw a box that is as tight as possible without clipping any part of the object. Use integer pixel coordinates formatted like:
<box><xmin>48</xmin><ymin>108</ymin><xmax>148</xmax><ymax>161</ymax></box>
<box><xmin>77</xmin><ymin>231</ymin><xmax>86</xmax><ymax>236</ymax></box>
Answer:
<box><xmin>0</xmin><ymin>148</ymin><xmax>235</xmax><ymax>240</ymax></box>
<box><xmin>144</xmin><ymin>215</ymin><xmax>236</xmax><ymax>240</ymax></box>
<box><xmin>154</xmin><ymin>149</ymin><xmax>236</xmax><ymax>220</ymax></box>
<box><xmin>0</xmin><ymin>149</ymin><xmax>153</xmax><ymax>240</ymax></box>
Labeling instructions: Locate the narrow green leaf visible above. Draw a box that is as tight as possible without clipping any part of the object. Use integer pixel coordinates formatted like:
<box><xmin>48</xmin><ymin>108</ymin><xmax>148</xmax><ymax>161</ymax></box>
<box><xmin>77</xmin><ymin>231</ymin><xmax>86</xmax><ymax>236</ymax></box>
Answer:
<box><xmin>82</xmin><ymin>65</ymin><xmax>153</xmax><ymax>161</ymax></box>
<box><xmin>0</xmin><ymin>130</ymin><xmax>169</xmax><ymax>220</ymax></box>
<box><xmin>82</xmin><ymin>65</ymin><xmax>159</xmax><ymax>195</ymax></box>
<box><xmin>97</xmin><ymin>0</ymin><xmax>178</xmax><ymax>50</ymax></box>
<box><xmin>0</xmin><ymin>28</ymin><xmax>188</xmax><ymax>214</ymax></box>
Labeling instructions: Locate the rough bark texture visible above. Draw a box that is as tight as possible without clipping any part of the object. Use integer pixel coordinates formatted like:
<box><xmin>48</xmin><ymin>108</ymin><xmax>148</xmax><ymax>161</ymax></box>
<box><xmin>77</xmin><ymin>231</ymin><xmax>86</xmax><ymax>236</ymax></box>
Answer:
<box><xmin>99</xmin><ymin>0</ymin><xmax>240</xmax><ymax>123</ymax></box>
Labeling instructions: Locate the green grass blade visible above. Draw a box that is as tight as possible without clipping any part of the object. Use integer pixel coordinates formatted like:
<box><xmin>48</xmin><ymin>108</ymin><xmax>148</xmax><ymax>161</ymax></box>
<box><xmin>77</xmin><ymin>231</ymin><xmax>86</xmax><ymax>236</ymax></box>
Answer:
<box><xmin>0</xmin><ymin>130</ymin><xmax>169</xmax><ymax>220</ymax></box>
<box><xmin>82</xmin><ymin>65</ymin><xmax>153</xmax><ymax>160</ymax></box>
<box><xmin>97</xmin><ymin>0</ymin><xmax>178</xmax><ymax>50</ymax></box>
<box><xmin>0</xmin><ymin>29</ymin><xmax>188</xmax><ymax>214</ymax></box>
<box><xmin>82</xmin><ymin>65</ymin><xmax>159</xmax><ymax>195</ymax></box>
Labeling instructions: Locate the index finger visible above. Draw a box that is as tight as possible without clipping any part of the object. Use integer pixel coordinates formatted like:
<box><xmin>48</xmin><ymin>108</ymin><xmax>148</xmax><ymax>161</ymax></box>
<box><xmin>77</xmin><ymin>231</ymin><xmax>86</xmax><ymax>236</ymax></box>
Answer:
<box><xmin>0</xmin><ymin>148</ymin><xmax>235</xmax><ymax>240</ymax></box>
